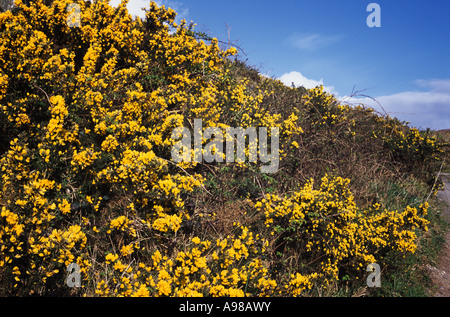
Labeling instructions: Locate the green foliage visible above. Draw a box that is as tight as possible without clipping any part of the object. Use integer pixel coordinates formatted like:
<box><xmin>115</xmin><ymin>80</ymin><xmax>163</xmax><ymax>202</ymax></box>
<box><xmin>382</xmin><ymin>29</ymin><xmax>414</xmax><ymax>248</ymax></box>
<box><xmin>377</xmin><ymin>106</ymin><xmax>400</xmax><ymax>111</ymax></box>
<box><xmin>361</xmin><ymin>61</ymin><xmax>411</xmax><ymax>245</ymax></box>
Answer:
<box><xmin>0</xmin><ymin>0</ymin><xmax>448</xmax><ymax>297</ymax></box>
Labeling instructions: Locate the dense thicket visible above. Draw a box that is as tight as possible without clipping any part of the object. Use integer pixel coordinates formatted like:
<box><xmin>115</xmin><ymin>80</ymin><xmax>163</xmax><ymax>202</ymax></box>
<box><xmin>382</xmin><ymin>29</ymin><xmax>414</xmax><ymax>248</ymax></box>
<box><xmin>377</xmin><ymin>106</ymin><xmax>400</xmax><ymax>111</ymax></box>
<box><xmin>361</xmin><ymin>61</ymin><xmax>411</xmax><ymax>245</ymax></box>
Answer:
<box><xmin>0</xmin><ymin>0</ymin><xmax>446</xmax><ymax>296</ymax></box>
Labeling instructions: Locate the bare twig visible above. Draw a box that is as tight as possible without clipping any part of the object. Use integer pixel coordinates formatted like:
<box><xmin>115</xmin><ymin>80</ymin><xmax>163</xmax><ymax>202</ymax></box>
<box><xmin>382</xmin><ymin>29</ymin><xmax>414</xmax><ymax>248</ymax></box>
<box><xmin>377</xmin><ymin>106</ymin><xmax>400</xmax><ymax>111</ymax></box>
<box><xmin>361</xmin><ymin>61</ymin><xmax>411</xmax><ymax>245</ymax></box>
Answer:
<box><xmin>255</xmin><ymin>175</ymin><xmax>266</xmax><ymax>199</ymax></box>
<box><xmin>342</xmin><ymin>86</ymin><xmax>387</xmax><ymax>116</ymax></box>
<box><xmin>201</xmin><ymin>162</ymin><xmax>218</xmax><ymax>177</ymax></box>
<box><xmin>32</xmin><ymin>84</ymin><xmax>52</xmax><ymax>105</ymax></box>
<box><xmin>114</xmin><ymin>258</ymin><xmax>135</xmax><ymax>291</ymax></box>
<box><xmin>426</xmin><ymin>158</ymin><xmax>445</xmax><ymax>202</ymax></box>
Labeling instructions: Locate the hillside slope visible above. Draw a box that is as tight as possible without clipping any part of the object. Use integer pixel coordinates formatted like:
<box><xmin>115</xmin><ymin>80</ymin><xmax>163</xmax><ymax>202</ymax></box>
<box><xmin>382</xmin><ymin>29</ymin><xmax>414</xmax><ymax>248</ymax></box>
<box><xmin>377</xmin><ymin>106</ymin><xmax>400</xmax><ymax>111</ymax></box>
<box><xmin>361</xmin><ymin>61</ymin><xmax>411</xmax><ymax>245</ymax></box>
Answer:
<box><xmin>0</xmin><ymin>0</ymin><xmax>448</xmax><ymax>296</ymax></box>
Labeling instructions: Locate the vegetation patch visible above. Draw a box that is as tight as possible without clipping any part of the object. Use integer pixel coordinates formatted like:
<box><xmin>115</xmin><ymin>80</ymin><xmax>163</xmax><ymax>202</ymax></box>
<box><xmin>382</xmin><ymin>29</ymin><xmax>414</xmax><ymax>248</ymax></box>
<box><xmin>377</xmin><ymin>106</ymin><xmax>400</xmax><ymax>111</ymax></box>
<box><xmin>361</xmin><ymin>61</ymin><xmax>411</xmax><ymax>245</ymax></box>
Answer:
<box><xmin>0</xmin><ymin>0</ymin><xmax>448</xmax><ymax>296</ymax></box>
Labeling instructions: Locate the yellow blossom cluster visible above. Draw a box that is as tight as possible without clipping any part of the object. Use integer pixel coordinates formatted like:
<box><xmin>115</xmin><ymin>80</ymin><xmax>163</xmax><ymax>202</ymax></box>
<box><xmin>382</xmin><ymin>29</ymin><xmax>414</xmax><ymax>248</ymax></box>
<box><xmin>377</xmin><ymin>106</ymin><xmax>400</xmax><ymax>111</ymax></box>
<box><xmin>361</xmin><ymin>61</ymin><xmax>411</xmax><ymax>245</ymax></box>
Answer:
<box><xmin>285</xmin><ymin>272</ymin><xmax>318</xmax><ymax>297</ymax></box>
<box><xmin>107</xmin><ymin>215</ymin><xmax>136</xmax><ymax>237</ymax></box>
<box><xmin>255</xmin><ymin>174</ymin><xmax>430</xmax><ymax>287</ymax></box>
<box><xmin>95</xmin><ymin>225</ymin><xmax>276</xmax><ymax>297</ymax></box>
<box><xmin>382</xmin><ymin>126</ymin><xmax>443</xmax><ymax>166</ymax></box>
<box><xmin>0</xmin><ymin>207</ymin><xmax>25</xmax><ymax>270</ymax></box>
<box><xmin>0</xmin><ymin>0</ymin><xmax>287</xmax><ymax>295</ymax></box>
<box><xmin>0</xmin><ymin>0</ymin><xmax>443</xmax><ymax>297</ymax></box>
<box><xmin>28</xmin><ymin>225</ymin><xmax>91</xmax><ymax>283</ymax></box>
<box><xmin>304</xmin><ymin>86</ymin><xmax>351</xmax><ymax>127</ymax></box>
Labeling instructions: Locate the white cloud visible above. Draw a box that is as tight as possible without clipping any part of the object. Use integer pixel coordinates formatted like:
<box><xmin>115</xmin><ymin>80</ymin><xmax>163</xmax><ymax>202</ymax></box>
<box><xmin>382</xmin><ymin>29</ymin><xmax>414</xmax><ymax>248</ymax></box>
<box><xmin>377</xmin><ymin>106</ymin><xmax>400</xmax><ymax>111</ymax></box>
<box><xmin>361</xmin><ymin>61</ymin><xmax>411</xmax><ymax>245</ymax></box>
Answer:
<box><xmin>342</xmin><ymin>79</ymin><xmax>450</xmax><ymax>130</ymax></box>
<box><xmin>415</xmin><ymin>78</ymin><xmax>450</xmax><ymax>93</ymax></box>
<box><xmin>285</xmin><ymin>33</ymin><xmax>343</xmax><ymax>51</ymax></box>
<box><xmin>278</xmin><ymin>76</ymin><xmax>449</xmax><ymax>130</ymax></box>
<box><xmin>279</xmin><ymin>71</ymin><xmax>337</xmax><ymax>94</ymax></box>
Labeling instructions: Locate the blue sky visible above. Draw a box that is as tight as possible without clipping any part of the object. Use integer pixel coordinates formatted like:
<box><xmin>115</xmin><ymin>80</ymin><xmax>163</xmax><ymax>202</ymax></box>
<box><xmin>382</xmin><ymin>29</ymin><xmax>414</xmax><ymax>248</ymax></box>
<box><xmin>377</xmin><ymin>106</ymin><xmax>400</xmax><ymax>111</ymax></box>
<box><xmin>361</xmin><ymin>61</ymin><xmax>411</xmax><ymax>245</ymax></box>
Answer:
<box><xmin>113</xmin><ymin>0</ymin><xmax>450</xmax><ymax>130</ymax></box>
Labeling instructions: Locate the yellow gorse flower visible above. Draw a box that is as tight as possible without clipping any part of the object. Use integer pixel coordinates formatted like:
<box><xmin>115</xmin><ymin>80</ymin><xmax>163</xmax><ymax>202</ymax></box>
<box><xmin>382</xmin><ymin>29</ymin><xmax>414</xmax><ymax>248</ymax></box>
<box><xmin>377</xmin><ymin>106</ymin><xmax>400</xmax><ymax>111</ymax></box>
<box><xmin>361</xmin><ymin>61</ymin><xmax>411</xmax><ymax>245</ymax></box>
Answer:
<box><xmin>0</xmin><ymin>0</ymin><xmax>442</xmax><ymax>297</ymax></box>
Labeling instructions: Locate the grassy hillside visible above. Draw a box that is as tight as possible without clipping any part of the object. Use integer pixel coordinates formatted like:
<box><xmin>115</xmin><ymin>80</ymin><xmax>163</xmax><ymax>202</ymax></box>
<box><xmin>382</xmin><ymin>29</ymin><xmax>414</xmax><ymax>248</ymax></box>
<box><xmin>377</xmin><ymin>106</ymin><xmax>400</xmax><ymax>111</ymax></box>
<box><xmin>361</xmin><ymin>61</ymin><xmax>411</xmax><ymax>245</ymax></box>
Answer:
<box><xmin>0</xmin><ymin>0</ymin><xmax>448</xmax><ymax>296</ymax></box>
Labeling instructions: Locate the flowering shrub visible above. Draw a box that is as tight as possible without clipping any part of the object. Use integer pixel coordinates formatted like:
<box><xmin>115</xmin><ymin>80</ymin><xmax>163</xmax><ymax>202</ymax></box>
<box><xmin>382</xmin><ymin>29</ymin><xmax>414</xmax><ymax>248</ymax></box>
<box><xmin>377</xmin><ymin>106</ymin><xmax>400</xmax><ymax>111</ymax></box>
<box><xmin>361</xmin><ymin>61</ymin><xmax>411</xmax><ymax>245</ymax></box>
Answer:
<box><xmin>382</xmin><ymin>127</ymin><xmax>443</xmax><ymax>170</ymax></box>
<box><xmin>0</xmin><ymin>0</ymin><xmax>302</xmax><ymax>296</ymax></box>
<box><xmin>305</xmin><ymin>86</ymin><xmax>350</xmax><ymax>127</ymax></box>
<box><xmin>255</xmin><ymin>175</ymin><xmax>429</xmax><ymax>290</ymax></box>
<box><xmin>0</xmin><ymin>0</ymin><xmax>445</xmax><ymax>296</ymax></box>
<box><xmin>94</xmin><ymin>225</ymin><xmax>276</xmax><ymax>297</ymax></box>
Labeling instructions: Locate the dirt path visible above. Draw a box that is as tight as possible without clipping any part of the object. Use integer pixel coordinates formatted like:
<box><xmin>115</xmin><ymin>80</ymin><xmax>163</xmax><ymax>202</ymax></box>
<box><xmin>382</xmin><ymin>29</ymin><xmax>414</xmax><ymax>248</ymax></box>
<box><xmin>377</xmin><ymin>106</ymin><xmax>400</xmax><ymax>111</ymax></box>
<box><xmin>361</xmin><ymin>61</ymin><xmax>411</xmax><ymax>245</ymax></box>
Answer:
<box><xmin>428</xmin><ymin>173</ymin><xmax>450</xmax><ymax>297</ymax></box>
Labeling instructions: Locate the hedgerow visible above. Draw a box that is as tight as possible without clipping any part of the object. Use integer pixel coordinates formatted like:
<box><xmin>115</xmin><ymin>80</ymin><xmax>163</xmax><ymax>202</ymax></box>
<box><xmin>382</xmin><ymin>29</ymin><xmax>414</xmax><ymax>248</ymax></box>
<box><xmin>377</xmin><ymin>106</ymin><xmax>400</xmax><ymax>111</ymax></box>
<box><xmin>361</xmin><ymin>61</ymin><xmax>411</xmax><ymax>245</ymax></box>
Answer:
<box><xmin>0</xmin><ymin>0</ymin><xmax>446</xmax><ymax>296</ymax></box>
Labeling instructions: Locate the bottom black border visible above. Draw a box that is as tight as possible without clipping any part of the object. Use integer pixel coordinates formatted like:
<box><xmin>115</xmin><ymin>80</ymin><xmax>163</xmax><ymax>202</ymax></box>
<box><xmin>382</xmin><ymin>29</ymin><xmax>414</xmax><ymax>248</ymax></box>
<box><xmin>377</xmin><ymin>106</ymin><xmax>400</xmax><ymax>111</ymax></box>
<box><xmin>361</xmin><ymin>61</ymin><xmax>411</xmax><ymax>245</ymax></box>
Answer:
<box><xmin>1</xmin><ymin>296</ymin><xmax>447</xmax><ymax>315</ymax></box>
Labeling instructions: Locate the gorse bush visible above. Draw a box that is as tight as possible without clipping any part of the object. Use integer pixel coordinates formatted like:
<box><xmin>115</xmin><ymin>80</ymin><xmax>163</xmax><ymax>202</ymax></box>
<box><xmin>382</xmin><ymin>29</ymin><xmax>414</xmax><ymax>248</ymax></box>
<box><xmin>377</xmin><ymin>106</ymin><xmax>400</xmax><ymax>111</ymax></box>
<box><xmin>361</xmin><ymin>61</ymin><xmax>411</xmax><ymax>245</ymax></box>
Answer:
<box><xmin>256</xmin><ymin>175</ymin><xmax>429</xmax><ymax>289</ymax></box>
<box><xmin>0</xmin><ymin>0</ymin><xmax>446</xmax><ymax>296</ymax></box>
